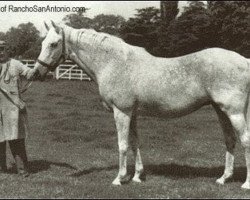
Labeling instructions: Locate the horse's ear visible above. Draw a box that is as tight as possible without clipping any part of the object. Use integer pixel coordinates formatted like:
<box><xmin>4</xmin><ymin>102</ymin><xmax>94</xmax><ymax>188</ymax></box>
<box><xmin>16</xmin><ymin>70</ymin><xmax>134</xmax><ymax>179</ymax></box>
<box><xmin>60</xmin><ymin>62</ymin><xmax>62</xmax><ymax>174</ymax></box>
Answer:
<box><xmin>51</xmin><ymin>20</ymin><xmax>60</xmax><ymax>34</ymax></box>
<box><xmin>51</xmin><ymin>20</ymin><xmax>57</xmax><ymax>28</ymax></box>
<box><xmin>44</xmin><ymin>21</ymin><xmax>50</xmax><ymax>31</ymax></box>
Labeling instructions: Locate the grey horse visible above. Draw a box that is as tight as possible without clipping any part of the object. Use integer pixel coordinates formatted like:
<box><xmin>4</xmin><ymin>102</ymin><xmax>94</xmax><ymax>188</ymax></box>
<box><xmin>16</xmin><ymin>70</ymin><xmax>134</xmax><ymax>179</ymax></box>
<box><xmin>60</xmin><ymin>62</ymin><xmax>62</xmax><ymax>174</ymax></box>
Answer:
<box><xmin>34</xmin><ymin>21</ymin><xmax>250</xmax><ymax>189</ymax></box>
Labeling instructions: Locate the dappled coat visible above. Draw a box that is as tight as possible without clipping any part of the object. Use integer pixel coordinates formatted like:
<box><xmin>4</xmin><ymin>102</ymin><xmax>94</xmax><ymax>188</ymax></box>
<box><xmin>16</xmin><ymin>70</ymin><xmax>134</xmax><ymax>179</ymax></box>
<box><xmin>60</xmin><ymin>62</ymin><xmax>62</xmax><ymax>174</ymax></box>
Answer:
<box><xmin>0</xmin><ymin>59</ymin><xmax>35</xmax><ymax>142</ymax></box>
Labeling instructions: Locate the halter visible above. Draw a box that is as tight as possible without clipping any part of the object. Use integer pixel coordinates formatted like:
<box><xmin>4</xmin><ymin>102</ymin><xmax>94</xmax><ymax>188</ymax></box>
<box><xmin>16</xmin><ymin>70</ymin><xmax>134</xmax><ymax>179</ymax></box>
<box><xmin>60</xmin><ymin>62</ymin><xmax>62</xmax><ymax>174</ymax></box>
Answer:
<box><xmin>37</xmin><ymin>28</ymin><xmax>67</xmax><ymax>72</ymax></box>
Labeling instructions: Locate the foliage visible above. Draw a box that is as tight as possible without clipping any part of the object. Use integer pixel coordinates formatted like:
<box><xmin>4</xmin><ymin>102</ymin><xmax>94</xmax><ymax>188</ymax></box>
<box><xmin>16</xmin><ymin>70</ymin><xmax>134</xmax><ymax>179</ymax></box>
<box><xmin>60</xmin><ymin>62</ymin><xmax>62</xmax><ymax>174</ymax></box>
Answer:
<box><xmin>63</xmin><ymin>10</ymin><xmax>125</xmax><ymax>36</ymax></box>
<box><xmin>119</xmin><ymin>7</ymin><xmax>161</xmax><ymax>53</ymax></box>
<box><xmin>120</xmin><ymin>1</ymin><xmax>250</xmax><ymax>58</ymax></box>
<box><xmin>63</xmin><ymin>9</ymin><xmax>92</xmax><ymax>29</ymax></box>
<box><xmin>92</xmin><ymin>14</ymin><xmax>126</xmax><ymax>36</ymax></box>
<box><xmin>22</xmin><ymin>37</ymin><xmax>43</xmax><ymax>59</ymax></box>
<box><xmin>156</xmin><ymin>1</ymin><xmax>212</xmax><ymax>57</ymax></box>
<box><xmin>208</xmin><ymin>1</ymin><xmax>250</xmax><ymax>57</ymax></box>
<box><xmin>160</xmin><ymin>1</ymin><xmax>179</xmax><ymax>25</ymax></box>
<box><xmin>4</xmin><ymin>22</ymin><xmax>40</xmax><ymax>59</ymax></box>
<box><xmin>0</xmin><ymin>32</ymin><xmax>6</xmax><ymax>41</ymax></box>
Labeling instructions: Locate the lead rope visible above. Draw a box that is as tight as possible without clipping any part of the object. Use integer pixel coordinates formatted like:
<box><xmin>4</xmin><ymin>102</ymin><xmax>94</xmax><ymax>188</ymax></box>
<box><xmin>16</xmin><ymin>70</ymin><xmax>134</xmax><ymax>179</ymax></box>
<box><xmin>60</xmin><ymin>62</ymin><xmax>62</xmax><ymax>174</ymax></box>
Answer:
<box><xmin>17</xmin><ymin>80</ymin><xmax>33</xmax><ymax>94</ymax></box>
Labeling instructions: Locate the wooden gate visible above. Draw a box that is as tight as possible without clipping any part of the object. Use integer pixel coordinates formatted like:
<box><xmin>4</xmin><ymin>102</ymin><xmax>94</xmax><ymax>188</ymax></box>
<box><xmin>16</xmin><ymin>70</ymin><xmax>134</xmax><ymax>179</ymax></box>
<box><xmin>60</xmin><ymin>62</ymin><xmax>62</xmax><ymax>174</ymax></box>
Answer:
<box><xmin>21</xmin><ymin>60</ymin><xmax>91</xmax><ymax>81</ymax></box>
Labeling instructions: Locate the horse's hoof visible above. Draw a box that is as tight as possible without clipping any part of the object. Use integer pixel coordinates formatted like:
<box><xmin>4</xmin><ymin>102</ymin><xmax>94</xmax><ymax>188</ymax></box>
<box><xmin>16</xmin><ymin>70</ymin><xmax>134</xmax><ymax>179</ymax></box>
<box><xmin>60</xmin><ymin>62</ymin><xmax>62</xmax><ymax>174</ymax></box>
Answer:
<box><xmin>112</xmin><ymin>179</ymin><xmax>122</xmax><ymax>186</ymax></box>
<box><xmin>216</xmin><ymin>178</ymin><xmax>225</xmax><ymax>185</ymax></box>
<box><xmin>132</xmin><ymin>176</ymin><xmax>142</xmax><ymax>183</ymax></box>
<box><xmin>241</xmin><ymin>182</ymin><xmax>250</xmax><ymax>190</ymax></box>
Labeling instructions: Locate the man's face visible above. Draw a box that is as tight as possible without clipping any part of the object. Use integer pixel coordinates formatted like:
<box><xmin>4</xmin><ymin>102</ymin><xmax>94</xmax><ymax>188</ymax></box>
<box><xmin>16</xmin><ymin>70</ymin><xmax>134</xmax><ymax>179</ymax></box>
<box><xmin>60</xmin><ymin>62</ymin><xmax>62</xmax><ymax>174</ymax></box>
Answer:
<box><xmin>0</xmin><ymin>48</ymin><xmax>8</xmax><ymax>63</ymax></box>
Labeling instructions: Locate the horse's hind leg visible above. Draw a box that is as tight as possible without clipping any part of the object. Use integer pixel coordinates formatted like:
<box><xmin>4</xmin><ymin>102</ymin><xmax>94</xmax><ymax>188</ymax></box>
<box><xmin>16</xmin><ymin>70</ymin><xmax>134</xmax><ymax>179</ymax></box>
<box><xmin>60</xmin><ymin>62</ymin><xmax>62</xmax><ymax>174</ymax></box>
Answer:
<box><xmin>227</xmin><ymin>112</ymin><xmax>250</xmax><ymax>189</ymax></box>
<box><xmin>112</xmin><ymin>106</ymin><xmax>131</xmax><ymax>185</ymax></box>
<box><xmin>213</xmin><ymin>105</ymin><xmax>236</xmax><ymax>185</ymax></box>
<box><xmin>129</xmin><ymin>111</ymin><xmax>144</xmax><ymax>183</ymax></box>
<box><xmin>212</xmin><ymin>91</ymin><xmax>250</xmax><ymax>189</ymax></box>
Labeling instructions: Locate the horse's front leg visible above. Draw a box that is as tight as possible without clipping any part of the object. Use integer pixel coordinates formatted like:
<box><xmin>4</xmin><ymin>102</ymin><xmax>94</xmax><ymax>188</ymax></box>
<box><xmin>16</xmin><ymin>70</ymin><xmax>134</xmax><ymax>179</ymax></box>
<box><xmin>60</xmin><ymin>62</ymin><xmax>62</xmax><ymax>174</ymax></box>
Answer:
<box><xmin>129</xmin><ymin>111</ymin><xmax>144</xmax><ymax>183</ymax></box>
<box><xmin>112</xmin><ymin>106</ymin><xmax>131</xmax><ymax>185</ymax></box>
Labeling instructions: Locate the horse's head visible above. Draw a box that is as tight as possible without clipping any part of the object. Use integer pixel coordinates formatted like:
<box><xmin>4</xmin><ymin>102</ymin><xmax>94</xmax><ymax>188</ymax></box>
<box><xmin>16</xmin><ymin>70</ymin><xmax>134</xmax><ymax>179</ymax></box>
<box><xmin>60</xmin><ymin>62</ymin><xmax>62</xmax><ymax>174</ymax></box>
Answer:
<box><xmin>35</xmin><ymin>21</ymin><xmax>67</xmax><ymax>81</ymax></box>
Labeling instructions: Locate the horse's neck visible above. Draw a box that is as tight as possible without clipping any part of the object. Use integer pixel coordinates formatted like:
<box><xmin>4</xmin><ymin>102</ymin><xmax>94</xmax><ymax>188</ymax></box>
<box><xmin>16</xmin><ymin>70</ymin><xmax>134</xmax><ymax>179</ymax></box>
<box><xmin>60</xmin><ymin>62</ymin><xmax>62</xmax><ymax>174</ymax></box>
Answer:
<box><xmin>63</xmin><ymin>27</ymin><xmax>97</xmax><ymax>82</ymax></box>
<box><xmin>69</xmin><ymin>50</ymin><xmax>97</xmax><ymax>83</ymax></box>
<box><xmin>65</xmin><ymin>27</ymin><xmax>129</xmax><ymax>83</ymax></box>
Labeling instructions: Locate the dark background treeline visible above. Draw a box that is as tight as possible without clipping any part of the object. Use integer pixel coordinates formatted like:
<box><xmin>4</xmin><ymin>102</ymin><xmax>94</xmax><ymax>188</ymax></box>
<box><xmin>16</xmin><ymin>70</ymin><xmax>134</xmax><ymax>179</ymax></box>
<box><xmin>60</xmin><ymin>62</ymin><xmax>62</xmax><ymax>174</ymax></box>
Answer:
<box><xmin>0</xmin><ymin>1</ymin><xmax>249</xmax><ymax>59</ymax></box>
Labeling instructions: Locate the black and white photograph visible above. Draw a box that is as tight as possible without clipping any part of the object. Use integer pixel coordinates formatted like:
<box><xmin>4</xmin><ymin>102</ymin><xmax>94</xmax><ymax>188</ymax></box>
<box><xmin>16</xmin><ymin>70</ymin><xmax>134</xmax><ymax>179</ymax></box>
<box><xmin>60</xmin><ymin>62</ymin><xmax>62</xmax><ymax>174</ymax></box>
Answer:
<box><xmin>0</xmin><ymin>0</ymin><xmax>249</xmax><ymax>198</ymax></box>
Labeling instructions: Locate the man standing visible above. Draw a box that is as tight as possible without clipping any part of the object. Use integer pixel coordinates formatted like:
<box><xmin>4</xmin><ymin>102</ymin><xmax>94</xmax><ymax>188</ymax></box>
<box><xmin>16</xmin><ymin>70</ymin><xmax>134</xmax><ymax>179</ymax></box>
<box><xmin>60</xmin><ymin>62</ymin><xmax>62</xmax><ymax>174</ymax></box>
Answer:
<box><xmin>0</xmin><ymin>41</ymin><xmax>39</xmax><ymax>177</ymax></box>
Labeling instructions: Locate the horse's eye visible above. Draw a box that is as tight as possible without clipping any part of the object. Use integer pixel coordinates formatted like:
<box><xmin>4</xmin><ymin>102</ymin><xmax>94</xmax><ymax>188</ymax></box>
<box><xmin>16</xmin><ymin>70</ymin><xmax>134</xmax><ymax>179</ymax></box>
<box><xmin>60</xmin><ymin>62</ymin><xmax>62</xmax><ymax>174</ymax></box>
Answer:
<box><xmin>50</xmin><ymin>43</ymin><xmax>58</xmax><ymax>48</ymax></box>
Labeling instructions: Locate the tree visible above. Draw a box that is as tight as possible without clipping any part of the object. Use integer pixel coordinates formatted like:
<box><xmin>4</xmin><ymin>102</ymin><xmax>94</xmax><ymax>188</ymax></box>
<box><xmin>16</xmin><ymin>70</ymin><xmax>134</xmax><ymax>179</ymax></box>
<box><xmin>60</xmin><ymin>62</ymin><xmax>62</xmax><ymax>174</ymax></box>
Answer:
<box><xmin>92</xmin><ymin>14</ymin><xmax>126</xmax><ymax>36</ymax></box>
<box><xmin>119</xmin><ymin>7</ymin><xmax>161</xmax><ymax>53</ymax></box>
<box><xmin>208</xmin><ymin>1</ymin><xmax>250</xmax><ymax>57</ymax></box>
<box><xmin>5</xmin><ymin>22</ymin><xmax>40</xmax><ymax>58</ymax></box>
<box><xmin>0</xmin><ymin>32</ymin><xmax>6</xmax><ymax>41</ymax></box>
<box><xmin>160</xmin><ymin>1</ymin><xmax>179</xmax><ymax>25</ymax></box>
<box><xmin>153</xmin><ymin>1</ymin><xmax>179</xmax><ymax>56</ymax></box>
<box><xmin>22</xmin><ymin>37</ymin><xmax>43</xmax><ymax>59</ymax></box>
<box><xmin>63</xmin><ymin>9</ymin><xmax>92</xmax><ymax>29</ymax></box>
<box><xmin>156</xmin><ymin>1</ymin><xmax>250</xmax><ymax>58</ymax></box>
<box><xmin>155</xmin><ymin>1</ymin><xmax>212</xmax><ymax>57</ymax></box>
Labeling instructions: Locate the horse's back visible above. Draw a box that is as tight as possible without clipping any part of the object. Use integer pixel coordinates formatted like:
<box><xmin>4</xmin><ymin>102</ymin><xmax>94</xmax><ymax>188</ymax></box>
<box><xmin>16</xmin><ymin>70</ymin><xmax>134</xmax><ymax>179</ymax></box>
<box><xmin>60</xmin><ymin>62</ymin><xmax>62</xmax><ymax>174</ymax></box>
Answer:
<box><xmin>99</xmin><ymin>46</ymin><xmax>250</xmax><ymax>117</ymax></box>
<box><xmin>128</xmin><ymin>48</ymin><xmax>250</xmax><ymax>117</ymax></box>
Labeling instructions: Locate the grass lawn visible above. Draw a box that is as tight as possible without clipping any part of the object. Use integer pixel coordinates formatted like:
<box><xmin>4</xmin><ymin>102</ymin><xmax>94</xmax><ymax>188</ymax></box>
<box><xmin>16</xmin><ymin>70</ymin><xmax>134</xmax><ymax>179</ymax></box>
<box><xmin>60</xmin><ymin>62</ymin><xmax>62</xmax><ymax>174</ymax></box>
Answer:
<box><xmin>1</xmin><ymin>79</ymin><xmax>250</xmax><ymax>198</ymax></box>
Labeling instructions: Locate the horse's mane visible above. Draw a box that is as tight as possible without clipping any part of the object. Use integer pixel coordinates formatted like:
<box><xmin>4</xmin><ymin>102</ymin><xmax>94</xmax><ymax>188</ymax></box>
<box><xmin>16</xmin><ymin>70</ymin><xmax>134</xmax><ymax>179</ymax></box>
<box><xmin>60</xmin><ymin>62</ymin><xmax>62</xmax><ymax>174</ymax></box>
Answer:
<box><xmin>81</xmin><ymin>28</ymin><xmax>124</xmax><ymax>46</ymax></box>
<box><xmin>80</xmin><ymin>28</ymin><xmax>130</xmax><ymax>57</ymax></box>
<box><xmin>60</xmin><ymin>23</ymin><xmax>150</xmax><ymax>60</ymax></box>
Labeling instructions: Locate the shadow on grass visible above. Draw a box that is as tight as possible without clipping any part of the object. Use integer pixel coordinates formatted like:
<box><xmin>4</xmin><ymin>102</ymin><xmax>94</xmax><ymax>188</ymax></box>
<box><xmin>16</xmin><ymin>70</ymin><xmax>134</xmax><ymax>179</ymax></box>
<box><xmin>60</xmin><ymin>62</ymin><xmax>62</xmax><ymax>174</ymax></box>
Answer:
<box><xmin>69</xmin><ymin>163</ymin><xmax>246</xmax><ymax>182</ymax></box>
<box><xmin>27</xmin><ymin>160</ymin><xmax>78</xmax><ymax>174</ymax></box>
<box><xmin>145</xmin><ymin>163</ymin><xmax>246</xmax><ymax>182</ymax></box>
<box><xmin>70</xmin><ymin>165</ymin><xmax>118</xmax><ymax>177</ymax></box>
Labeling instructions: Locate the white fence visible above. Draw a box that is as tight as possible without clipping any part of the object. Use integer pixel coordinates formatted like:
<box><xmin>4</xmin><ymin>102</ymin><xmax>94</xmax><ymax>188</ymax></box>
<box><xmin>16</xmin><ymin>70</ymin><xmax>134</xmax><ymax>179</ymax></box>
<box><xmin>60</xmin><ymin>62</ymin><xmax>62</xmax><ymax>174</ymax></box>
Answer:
<box><xmin>21</xmin><ymin>59</ymin><xmax>92</xmax><ymax>81</ymax></box>
<box><xmin>55</xmin><ymin>61</ymin><xmax>91</xmax><ymax>81</ymax></box>
<box><xmin>21</xmin><ymin>59</ymin><xmax>36</xmax><ymax>68</ymax></box>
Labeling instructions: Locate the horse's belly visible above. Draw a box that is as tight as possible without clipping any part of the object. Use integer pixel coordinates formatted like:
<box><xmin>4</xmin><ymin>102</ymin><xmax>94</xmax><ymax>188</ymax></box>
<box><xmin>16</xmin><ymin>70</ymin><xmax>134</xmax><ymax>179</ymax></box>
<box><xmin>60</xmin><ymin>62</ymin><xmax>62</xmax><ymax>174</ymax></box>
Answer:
<box><xmin>137</xmin><ymin>94</ymin><xmax>210</xmax><ymax>118</ymax></box>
